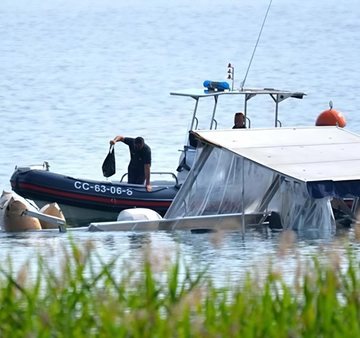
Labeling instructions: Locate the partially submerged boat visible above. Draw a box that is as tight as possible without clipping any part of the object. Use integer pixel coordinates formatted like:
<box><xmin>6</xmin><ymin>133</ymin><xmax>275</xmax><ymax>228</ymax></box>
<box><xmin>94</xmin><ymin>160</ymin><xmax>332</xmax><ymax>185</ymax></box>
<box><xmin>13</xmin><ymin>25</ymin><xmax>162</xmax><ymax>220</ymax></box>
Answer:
<box><xmin>167</xmin><ymin>126</ymin><xmax>360</xmax><ymax>230</ymax></box>
<box><xmin>84</xmin><ymin>76</ymin><xmax>360</xmax><ymax>232</ymax></box>
<box><xmin>87</xmin><ymin>125</ymin><xmax>360</xmax><ymax>233</ymax></box>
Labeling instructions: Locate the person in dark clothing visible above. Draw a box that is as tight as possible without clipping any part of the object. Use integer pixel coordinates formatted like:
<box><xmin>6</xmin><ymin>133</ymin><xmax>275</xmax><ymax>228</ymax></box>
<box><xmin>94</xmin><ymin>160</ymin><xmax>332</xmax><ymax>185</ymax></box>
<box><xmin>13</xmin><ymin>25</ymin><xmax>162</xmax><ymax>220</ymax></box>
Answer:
<box><xmin>233</xmin><ymin>112</ymin><xmax>246</xmax><ymax>129</ymax></box>
<box><xmin>110</xmin><ymin>135</ymin><xmax>152</xmax><ymax>192</ymax></box>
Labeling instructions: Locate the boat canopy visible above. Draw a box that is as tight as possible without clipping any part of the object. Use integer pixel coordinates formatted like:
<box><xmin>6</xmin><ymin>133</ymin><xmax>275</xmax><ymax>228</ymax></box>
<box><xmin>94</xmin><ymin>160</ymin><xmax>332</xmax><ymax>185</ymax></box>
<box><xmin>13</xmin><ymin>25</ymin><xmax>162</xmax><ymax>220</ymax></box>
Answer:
<box><xmin>192</xmin><ymin>126</ymin><xmax>360</xmax><ymax>186</ymax></box>
<box><xmin>165</xmin><ymin>126</ymin><xmax>360</xmax><ymax>230</ymax></box>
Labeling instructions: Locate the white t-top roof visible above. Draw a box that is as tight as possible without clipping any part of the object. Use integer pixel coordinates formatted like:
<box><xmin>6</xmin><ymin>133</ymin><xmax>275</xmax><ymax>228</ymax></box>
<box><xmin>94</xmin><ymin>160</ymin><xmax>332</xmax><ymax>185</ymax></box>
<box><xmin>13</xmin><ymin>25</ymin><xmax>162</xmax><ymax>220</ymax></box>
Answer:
<box><xmin>170</xmin><ymin>88</ymin><xmax>306</xmax><ymax>100</ymax></box>
<box><xmin>192</xmin><ymin>126</ymin><xmax>360</xmax><ymax>182</ymax></box>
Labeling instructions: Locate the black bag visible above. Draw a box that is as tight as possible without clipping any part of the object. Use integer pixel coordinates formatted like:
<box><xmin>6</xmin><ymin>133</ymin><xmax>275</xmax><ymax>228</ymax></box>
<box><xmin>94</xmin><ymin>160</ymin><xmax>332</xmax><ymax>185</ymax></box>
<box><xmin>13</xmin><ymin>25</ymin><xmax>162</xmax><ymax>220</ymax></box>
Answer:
<box><xmin>102</xmin><ymin>145</ymin><xmax>116</xmax><ymax>177</ymax></box>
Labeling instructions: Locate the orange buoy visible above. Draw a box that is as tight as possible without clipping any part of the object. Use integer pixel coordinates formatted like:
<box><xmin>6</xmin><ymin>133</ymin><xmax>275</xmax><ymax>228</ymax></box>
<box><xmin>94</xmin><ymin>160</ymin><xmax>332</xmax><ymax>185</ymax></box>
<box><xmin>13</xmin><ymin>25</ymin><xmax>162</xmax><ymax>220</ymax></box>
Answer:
<box><xmin>315</xmin><ymin>101</ymin><xmax>346</xmax><ymax>128</ymax></box>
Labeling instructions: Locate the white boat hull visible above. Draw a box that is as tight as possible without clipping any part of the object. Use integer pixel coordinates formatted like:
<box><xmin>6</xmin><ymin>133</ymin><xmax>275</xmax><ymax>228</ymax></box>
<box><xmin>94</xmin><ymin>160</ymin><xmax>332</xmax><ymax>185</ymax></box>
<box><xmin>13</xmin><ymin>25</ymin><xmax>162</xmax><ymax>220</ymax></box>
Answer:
<box><xmin>88</xmin><ymin>212</ymin><xmax>266</xmax><ymax>232</ymax></box>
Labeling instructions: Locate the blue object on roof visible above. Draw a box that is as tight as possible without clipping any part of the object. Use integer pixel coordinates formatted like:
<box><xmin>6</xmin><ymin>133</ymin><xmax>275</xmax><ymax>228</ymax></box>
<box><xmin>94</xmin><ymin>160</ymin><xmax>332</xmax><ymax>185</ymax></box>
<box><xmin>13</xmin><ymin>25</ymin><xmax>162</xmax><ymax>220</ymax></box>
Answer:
<box><xmin>203</xmin><ymin>80</ymin><xmax>230</xmax><ymax>91</ymax></box>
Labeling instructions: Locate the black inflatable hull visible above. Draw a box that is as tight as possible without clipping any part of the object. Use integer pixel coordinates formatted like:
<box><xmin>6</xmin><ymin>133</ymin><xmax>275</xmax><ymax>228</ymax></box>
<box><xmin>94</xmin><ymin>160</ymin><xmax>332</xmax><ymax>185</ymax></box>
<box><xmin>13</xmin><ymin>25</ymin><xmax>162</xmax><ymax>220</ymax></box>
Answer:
<box><xmin>10</xmin><ymin>168</ymin><xmax>180</xmax><ymax>226</ymax></box>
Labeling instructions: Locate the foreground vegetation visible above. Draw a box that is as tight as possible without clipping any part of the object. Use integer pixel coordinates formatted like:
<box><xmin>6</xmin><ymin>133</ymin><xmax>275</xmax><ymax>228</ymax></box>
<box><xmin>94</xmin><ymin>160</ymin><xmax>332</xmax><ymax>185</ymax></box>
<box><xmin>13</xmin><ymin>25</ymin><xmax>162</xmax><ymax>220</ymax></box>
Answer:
<box><xmin>1</xmin><ymin>235</ymin><xmax>360</xmax><ymax>337</ymax></box>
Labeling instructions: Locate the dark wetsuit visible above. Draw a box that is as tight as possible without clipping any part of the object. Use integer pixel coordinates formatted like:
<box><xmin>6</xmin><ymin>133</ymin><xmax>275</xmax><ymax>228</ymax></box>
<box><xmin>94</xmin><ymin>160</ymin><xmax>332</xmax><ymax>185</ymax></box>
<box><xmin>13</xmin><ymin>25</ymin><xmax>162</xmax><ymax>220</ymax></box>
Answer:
<box><xmin>123</xmin><ymin>137</ymin><xmax>151</xmax><ymax>184</ymax></box>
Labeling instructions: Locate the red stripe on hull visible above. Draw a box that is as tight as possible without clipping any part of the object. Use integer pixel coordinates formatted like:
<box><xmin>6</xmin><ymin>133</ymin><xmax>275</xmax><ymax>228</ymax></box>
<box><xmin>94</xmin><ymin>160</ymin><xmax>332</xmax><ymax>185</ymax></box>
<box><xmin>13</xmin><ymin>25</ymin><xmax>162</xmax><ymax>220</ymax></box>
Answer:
<box><xmin>14</xmin><ymin>182</ymin><xmax>172</xmax><ymax>208</ymax></box>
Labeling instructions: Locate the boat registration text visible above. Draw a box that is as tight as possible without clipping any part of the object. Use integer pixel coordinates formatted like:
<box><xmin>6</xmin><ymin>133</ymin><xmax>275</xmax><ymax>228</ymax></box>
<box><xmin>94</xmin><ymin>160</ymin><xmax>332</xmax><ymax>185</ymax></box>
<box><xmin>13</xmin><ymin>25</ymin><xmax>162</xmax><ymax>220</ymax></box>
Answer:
<box><xmin>74</xmin><ymin>181</ymin><xmax>133</xmax><ymax>196</ymax></box>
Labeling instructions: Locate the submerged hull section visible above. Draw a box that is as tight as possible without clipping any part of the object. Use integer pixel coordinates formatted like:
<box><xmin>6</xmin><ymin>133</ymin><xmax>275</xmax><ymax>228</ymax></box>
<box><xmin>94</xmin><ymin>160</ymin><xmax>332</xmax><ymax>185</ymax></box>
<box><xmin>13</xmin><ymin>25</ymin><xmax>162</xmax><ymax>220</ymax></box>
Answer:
<box><xmin>10</xmin><ymin>168</ymin><xmax>179</xmax><ymax>226</ymax></box>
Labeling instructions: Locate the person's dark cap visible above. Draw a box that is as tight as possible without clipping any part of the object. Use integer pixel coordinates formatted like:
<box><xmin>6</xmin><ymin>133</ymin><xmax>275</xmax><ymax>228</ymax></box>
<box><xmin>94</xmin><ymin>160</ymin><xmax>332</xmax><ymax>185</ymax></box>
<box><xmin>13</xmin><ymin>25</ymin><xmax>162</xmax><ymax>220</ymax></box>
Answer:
<box><xmin>134</xmin><ymin>136</ymin><xmax>144</xmax><ymax>145</ymax></box>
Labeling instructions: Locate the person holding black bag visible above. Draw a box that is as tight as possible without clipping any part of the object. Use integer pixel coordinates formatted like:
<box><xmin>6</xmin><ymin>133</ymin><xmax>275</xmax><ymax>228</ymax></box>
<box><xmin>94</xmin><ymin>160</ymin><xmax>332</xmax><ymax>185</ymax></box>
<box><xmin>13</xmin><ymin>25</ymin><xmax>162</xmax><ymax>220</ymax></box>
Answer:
<box><xmin>109</xmin><ymin>135</ymin><xmax>152</xmax><ymax>192</ymax></box>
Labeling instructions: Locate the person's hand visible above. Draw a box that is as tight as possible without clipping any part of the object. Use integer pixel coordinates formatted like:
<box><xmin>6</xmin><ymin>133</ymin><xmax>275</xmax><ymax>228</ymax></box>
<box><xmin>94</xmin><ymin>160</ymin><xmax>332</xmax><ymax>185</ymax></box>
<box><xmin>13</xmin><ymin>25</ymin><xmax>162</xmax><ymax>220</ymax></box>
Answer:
<box><xmin>146</xmin><ymin>184</ymin><xmax>152</xmax><ymax>192</ymax></box>
<box><xmin>110</xmin><ymin>139</ymin><xmax>115</xmax><ymax>145</ymax></box>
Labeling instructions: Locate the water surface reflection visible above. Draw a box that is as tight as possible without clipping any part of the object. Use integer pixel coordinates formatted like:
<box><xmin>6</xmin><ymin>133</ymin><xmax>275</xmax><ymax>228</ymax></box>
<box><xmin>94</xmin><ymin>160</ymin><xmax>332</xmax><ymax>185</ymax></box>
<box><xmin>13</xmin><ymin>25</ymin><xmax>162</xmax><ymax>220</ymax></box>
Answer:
<box><xmin>0</xmin><ymin>227</ymin><xmax>356</xmax><ymax>288</ymax></box>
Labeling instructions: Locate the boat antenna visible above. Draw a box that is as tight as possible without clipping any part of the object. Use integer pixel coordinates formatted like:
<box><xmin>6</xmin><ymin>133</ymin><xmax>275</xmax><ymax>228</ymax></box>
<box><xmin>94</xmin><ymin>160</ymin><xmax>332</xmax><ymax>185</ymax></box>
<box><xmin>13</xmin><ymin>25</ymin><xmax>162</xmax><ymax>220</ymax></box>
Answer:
<box><xmin>240</xmin><ymin>0</ymin><xmax>273</xmax><ymax>90</ymax></box>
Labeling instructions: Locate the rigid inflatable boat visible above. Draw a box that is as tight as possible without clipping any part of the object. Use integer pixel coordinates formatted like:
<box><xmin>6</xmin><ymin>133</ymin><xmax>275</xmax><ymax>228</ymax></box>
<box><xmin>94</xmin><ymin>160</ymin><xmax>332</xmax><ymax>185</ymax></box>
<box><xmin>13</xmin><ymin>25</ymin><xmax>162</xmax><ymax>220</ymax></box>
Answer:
<box><xmin>10</xmin><ymin>164</ymin><xmax>180</xmax><ymax>226</ymax></box>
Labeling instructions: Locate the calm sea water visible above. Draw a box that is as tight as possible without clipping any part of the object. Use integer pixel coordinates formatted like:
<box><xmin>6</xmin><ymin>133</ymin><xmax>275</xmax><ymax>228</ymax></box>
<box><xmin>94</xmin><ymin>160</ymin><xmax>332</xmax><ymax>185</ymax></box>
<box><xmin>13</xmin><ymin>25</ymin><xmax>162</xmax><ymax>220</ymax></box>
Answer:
<box><xmin>1</xmin><ymin>0</ymin><xmax>360</xmax><ymax>280</ymax></box>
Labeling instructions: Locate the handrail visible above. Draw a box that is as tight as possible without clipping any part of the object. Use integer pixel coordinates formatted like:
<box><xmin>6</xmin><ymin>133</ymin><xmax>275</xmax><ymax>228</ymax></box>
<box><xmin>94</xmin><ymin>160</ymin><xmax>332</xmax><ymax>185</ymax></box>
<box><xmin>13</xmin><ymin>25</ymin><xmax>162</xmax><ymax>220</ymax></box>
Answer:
<box><xmin>120</xmin><ymin>172</ymin><xmax>179</xmax><ymax>186</ymax></box>
<box><xmin>193</xmin><ymin>117</ymin><xmax>199</xmax><ymax>130</ymax></box>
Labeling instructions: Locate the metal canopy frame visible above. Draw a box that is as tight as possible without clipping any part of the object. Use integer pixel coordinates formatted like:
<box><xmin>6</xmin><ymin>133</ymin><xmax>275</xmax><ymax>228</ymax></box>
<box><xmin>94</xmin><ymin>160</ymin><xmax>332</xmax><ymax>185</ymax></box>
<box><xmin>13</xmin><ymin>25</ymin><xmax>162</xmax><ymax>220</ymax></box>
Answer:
<box><xmin>170</xmin><ymin>88</ymin><xmax>307</xmax><ymax>130</ymax></box>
